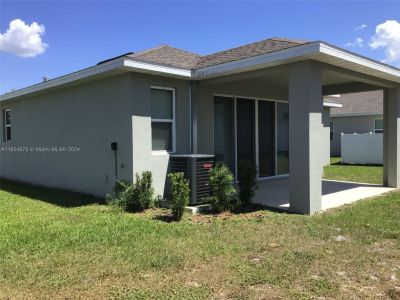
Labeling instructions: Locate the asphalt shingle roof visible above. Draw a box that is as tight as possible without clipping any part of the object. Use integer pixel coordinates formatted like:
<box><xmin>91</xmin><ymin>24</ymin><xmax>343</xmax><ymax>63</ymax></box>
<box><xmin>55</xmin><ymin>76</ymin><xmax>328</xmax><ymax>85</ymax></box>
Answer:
<box><xmin>330</xmin><ymin>90</ymin><xmax>383</xmax><ymax>116</ymax></box>
<box><xmin>126</xmin><ymin>45</ymin><xmax>201</xmax><ymax>69</ymax></box>
<box><xmin>122</xmin><ymin>37</ymin><xmax>311</xmax><ymax>70</ymax></box>
<box><xmin>195</xmin><ymin>37</ymin><xmax>310</xmax><ymax>68</ymax></box>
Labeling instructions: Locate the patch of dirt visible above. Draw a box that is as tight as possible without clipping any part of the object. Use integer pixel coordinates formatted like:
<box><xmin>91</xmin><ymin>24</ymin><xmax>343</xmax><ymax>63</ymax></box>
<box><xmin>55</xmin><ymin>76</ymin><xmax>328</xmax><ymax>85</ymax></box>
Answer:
<box><xmin>188</xmin><ymin>210</ymin><xmax>270</xmax><ymax>224</ymax></box>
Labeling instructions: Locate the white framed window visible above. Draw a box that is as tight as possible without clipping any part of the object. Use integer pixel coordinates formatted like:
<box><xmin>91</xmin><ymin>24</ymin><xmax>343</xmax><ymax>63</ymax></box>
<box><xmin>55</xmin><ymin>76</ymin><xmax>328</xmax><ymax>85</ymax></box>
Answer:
<box><xmin>150</xmin><ymin>86</ymin><xmax>175</xmax><ymax>152</ymax></box>
<box><xmin>3</xmin><ymin>109</ymin><xmax>11</xmax><ymax>142</ymax></box>
<box><xmin>375</xmin><ymin>119</ymin><xmax>383</xmax><ymax>134</ymax></box>
<box><xmin>330</xmin><ymin>121</ymin><xmax>334</xmax><ymax>141</ymax></box>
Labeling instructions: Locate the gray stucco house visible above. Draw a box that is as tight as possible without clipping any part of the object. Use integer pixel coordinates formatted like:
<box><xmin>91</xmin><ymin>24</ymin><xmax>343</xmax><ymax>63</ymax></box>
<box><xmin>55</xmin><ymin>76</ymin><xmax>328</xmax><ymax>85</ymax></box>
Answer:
<box><xmin>329</xmin><ymin>90</ymin><xmax>383</xmax><ymax>156</ymax></box>
<box><xmin>1</xmin><ymin>37</ymin><xmax>400</xmax><ymax>214</ymax></box>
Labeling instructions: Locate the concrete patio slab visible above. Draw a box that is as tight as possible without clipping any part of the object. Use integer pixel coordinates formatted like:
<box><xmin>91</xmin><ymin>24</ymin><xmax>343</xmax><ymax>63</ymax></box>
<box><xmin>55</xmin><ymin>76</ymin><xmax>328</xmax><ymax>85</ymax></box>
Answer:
<box><xmin>252</xmin><ymin>177</ymin><xmax>396</xmax><ymax>211</ymax></box>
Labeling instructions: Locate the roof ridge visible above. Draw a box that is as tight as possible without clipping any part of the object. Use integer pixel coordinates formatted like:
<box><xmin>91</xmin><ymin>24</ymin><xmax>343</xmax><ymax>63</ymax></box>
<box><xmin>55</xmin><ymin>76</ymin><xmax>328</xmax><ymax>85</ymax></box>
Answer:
<box><xmin>193</xmin><ymin>37</ymin><xmax>311</xmax><ymax>68</ymax></box>
<box><xmin>130</xmin><ymin>45</ymin><xmax>170</xmax><ymax>57</ymax></box>
<box><xmin>131</xmin><ymin>44</ymin><xmax>201</xmax><ymax>58</ymax></box>
<box><xmin>200</xmin><ymin>37</ymin><xmax>310</xmax><ymax>58</ymax></box>
<box><xmin>269</xmin><ymin>37</ymin><xmax>311</xmax><ymax>44</ymax></box>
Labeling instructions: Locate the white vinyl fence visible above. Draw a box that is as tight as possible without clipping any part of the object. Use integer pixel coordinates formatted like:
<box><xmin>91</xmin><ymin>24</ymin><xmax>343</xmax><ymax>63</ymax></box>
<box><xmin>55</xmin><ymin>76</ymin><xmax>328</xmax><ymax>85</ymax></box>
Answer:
<box><xmin>341</xmin><ymin>133</ymin><xmax>383</xmax><ymax>165</ymax></box>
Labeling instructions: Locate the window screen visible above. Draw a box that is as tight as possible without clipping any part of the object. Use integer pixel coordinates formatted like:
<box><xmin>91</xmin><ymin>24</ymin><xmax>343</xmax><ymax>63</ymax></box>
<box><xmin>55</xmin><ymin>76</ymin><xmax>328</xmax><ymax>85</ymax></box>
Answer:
<box><xmin>375</xmin><ymin>119</ymin><xmax>383</xmax><ymax>134</ymax></box>
<box><xmin>3</xmin><ymin>109</ymin><xmax>11</xmax><ymax>142</ymax></box>
<box><xmin>151</xmin><ymin>88</ymin><xmax>174</xmax><ymax>151</ymax></box>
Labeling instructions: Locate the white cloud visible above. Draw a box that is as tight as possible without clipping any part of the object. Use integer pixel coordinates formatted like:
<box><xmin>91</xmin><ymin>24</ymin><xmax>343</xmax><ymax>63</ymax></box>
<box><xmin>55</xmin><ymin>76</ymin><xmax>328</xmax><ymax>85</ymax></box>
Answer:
<box><xmin>345</xmin><ymin>37</ymin><xmax>364</xmax><ymax>48</ymax></box>
<box><xmin>355</xmin><ymin>24</ymin><xmax>367</xmax><ymax>31</ymax></box>
<box><xmin>369</xmin><ymin>20</ymin><xmax>400</xmax><ymax>65</ymax></box>
<box><xmin>0</xmin><ymin>19</ymin><xmax>48</xmax><ymax>58</ymax></box>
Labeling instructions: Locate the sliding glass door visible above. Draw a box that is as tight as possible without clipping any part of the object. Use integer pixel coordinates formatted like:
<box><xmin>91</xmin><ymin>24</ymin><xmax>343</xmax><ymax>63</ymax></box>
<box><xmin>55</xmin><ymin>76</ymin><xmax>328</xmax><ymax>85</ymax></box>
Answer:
<box><xmin>258</xmin><ymin>101</ymin><xmax>275</xmax><ymax>177</ymax></box>
<box><xmin>276</xmin><ymin>103</ymin><xmax>289</xmax><ymax>175</ymax></box>
<box><xmin>236</xmin><ymin>98</ymin><xmax>255</xmax><ymax>167</ymax></box>
<box><xmin>213</xmin><ymin>96</ymin><xmax>289</xmax><ymax>179</ymax></box>
<box><xmin>214</xmin><ymin>96</ymin><xmax>235</xmax><ymax>174</ymax></box>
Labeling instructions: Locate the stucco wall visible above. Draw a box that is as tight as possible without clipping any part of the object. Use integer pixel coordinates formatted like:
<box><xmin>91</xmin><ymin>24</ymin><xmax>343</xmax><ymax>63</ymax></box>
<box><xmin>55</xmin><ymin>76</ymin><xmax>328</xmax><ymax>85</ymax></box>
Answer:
<box><xmin>0</xmin><ymin>72</ymin><xmax>191</xmax><ymax>198</ymax></box>
<box><xmin>129</xmin><ymin>73</ymin><xmax>191</xmax><ymax>197</ymax></box>
<box><xmin>0</xmin><ymin>71</ymin><xmax>331</xmax><ymax>198</ymax></box>
<box><xmin>330</xmin><ymin>114</ymin><xmax>382</xmax><ymax>156</ymax></box>
<box><xmin>0</xmin><ymin>74</ymin><xmax>134</xmax><ymax>197</ymax></box>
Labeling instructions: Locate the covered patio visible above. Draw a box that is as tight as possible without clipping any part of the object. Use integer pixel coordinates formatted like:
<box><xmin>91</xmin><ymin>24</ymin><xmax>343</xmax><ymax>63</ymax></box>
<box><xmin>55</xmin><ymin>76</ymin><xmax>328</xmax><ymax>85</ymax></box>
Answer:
<box><xmin>252</xmin><ymin>177</ymin><xmax>395</xmax><ymax>211</ymax></box>
<box><xmin>193</xmin><ymin>41</ymin><xmax>400</xmax><ymax>214</ymax></box>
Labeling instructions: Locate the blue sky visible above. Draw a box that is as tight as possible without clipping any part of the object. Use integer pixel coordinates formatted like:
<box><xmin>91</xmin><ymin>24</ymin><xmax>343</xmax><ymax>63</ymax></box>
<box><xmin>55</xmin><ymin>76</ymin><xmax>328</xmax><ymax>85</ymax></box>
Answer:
<box><xmin>0</xmin><ymin>1</ymin><xmax>399</xmax><ymax>94</ymax></box>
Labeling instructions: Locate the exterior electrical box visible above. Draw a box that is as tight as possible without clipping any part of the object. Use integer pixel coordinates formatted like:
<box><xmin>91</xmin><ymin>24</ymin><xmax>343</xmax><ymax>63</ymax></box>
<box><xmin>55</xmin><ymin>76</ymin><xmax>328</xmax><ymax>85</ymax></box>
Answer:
<box><xmin>169</xmin><ymin>154</ymin><xmax>215</xmax><ymax>205</ymax></box>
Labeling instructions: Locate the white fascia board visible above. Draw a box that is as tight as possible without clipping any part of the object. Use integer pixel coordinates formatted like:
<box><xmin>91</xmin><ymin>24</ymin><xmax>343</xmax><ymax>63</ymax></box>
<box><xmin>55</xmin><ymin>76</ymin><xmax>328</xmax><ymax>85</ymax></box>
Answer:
<box><xmin>317</xmin><ymin>43</ymin><xmax>400</xmax><ymax>83</ymax></box>
<box><xmin>331</xmin><ymin>112</ymin><xmax>383</xmax><ymax>118</ymax></box>
<box><xmin>193</xmin><ymin>42</ymin><xmax>321</xmax><ymax>79</ymax></box>
<box><xmin>123</xmin><ymin>59</ymin><xmax>192</xmax><ymax>78</ymax></box>
<box><xmin>193</xmin><ymin>41</ymin><xmax>400</xmax><ymax>83</ymax></box>
<box><xmin>0</xmin><ymin>59</ymin><xmax>126</xmax><ymax>102</ymax></box>
<box><xmin>0</xmin><ymin>58</ymin><xmax>192</xmax><ymax>102</ymax></box>
<box><xmin>323</xmin><ymin>102</ymin><xmax>343</xmax><ymax>108</ymax></box>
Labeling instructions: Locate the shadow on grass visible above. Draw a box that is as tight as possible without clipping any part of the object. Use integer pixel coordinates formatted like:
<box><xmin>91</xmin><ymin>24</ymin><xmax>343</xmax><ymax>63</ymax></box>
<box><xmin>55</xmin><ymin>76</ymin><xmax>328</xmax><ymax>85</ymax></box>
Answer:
<box><xmin>193</xmin><ymin>203</ymin><xmax>288</xmax><ymax>217</ymax></box>
<box><xmin>331</xmin><ymin>161</ymin><xmax>382</xmax><ymax>167</ymax></box>
<box><xmin>0</xmin><ymin>178</ymin><xmax>104</xmax><ymax>208</ymax></box>
<box><xmin>330</xmin><ymin>157</ymin><xmax>382</xmax><ymax>167</ymax></box>
<box><xmin>153</xmin><ymin>214</ymin><xmax>176</xmax><ymax>223</ymax></box>
<box><xmin>232</xmin><ymin>203</ymin><xmax>290</xmax><ymax>214</ymax></box>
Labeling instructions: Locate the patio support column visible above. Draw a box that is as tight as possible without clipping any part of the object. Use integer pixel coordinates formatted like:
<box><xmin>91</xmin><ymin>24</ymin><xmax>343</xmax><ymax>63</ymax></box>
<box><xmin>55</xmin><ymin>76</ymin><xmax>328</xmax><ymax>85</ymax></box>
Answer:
<box><xmin>289</xmin><ymin>61</ymin><xmax>323</xmax><ymax>214</ymax></box>
<box><xmin>383</xmin><ymin>87</ymin><xmax>400</xmax><ymax>187</ymax></box>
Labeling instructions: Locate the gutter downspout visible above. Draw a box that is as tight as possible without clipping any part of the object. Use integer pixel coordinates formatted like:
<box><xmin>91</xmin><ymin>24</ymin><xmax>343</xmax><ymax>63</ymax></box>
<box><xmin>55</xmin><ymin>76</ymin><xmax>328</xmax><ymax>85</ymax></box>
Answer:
<box><xmin>189</xmin><ymin>82</ymin><xmax>192</xmax><ymax>153</ymax></box>
<box><xmin>190</xmin><ymin>81</ymin><xmax>198</xmax><ymax>154</ymax></box>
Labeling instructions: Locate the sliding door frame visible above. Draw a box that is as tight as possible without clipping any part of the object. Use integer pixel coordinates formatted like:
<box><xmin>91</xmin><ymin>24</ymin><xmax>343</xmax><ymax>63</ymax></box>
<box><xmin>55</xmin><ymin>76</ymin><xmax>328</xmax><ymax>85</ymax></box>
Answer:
<box><xmin>213</xmin><ymin>93</ymin><xmax>289</xmax><ymax>180</ymax></box>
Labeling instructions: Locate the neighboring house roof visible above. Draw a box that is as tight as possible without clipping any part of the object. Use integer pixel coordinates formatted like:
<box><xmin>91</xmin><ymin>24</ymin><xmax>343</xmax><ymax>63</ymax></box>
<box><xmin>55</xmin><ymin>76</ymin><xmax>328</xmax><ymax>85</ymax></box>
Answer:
<box><xmin>2</xmin><ymin>37</ymin><xmax>400</xmax><ymax>102</ymax></box>
<box><xmin>330</xmin><ymin>90</ymin><xmax>383</xmax><ymax>116</ymax></box>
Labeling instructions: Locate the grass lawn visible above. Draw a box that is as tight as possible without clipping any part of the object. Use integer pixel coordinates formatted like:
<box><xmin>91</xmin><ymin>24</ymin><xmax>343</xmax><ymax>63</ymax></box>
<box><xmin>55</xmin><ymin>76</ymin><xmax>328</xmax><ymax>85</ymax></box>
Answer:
<box><xmin>1</xmin><ymin>179</ymin><xmax>400</xmax><ymax>299</ymax></box>
<box><xmin>323</xmin><ymin>157</ymin><xmax>383</xmax><ymax>185</ymax></box>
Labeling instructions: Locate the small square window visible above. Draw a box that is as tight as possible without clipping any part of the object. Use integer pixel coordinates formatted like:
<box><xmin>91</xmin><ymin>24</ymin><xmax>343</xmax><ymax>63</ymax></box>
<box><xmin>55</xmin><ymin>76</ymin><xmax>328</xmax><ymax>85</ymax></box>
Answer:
<box><xmin>3</xmin><ymin>109</ymin><xmax>11</xmax><ymax>142</ymax></box>
<box><xmin>5</xmin><ymin>110</ymin><xmax>11</xmax><ymax>125</ymax></box>
<box><xmin>375</xmin><ymin>119</ymin><xmax>383</xmax><ymax>134</ymax></box>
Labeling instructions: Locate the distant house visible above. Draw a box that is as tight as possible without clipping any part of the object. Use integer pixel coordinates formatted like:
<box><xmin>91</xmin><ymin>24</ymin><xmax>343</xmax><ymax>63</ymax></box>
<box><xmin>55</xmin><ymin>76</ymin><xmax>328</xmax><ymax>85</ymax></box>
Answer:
<box><xmin>329</xmin><ymin>91</ymin><xmax>383</xmax><ymax>156</ymax></box>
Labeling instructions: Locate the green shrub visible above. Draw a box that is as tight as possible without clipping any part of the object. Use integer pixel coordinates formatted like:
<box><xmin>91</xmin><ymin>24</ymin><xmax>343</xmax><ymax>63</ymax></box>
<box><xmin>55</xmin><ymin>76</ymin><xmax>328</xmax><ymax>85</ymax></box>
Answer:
<box><xmin>208</xmin><ymin>164</ymin><xmax>236</xmax><ymax>213</ymax></box>
<box><xmin>153</xmin><ymin>195</ymin><xmax>164</xmax><ymax>208</ymax></box>
<box><xmin>127</xmin><ymin>171</ymin><xmax>154</xmax><ymax>212</ymax></box>
<box><xmin>237</xmin><ymin>161</ymin><xmax>258</xmax><ymax>206</ymax></box>
<box><xmin>107</xmin><ymin>172</ymin><xmax>154</xmax><ymax>212</ymax></box>
<box><xmin>105</xmin><ymin>193</ymin><xmax>123</xmax><ymax>210</ymax></box>
<box><xmin>168</xmin><ymin>172</ymin><xmax>190</xmax><ymax>221</ymax></box>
